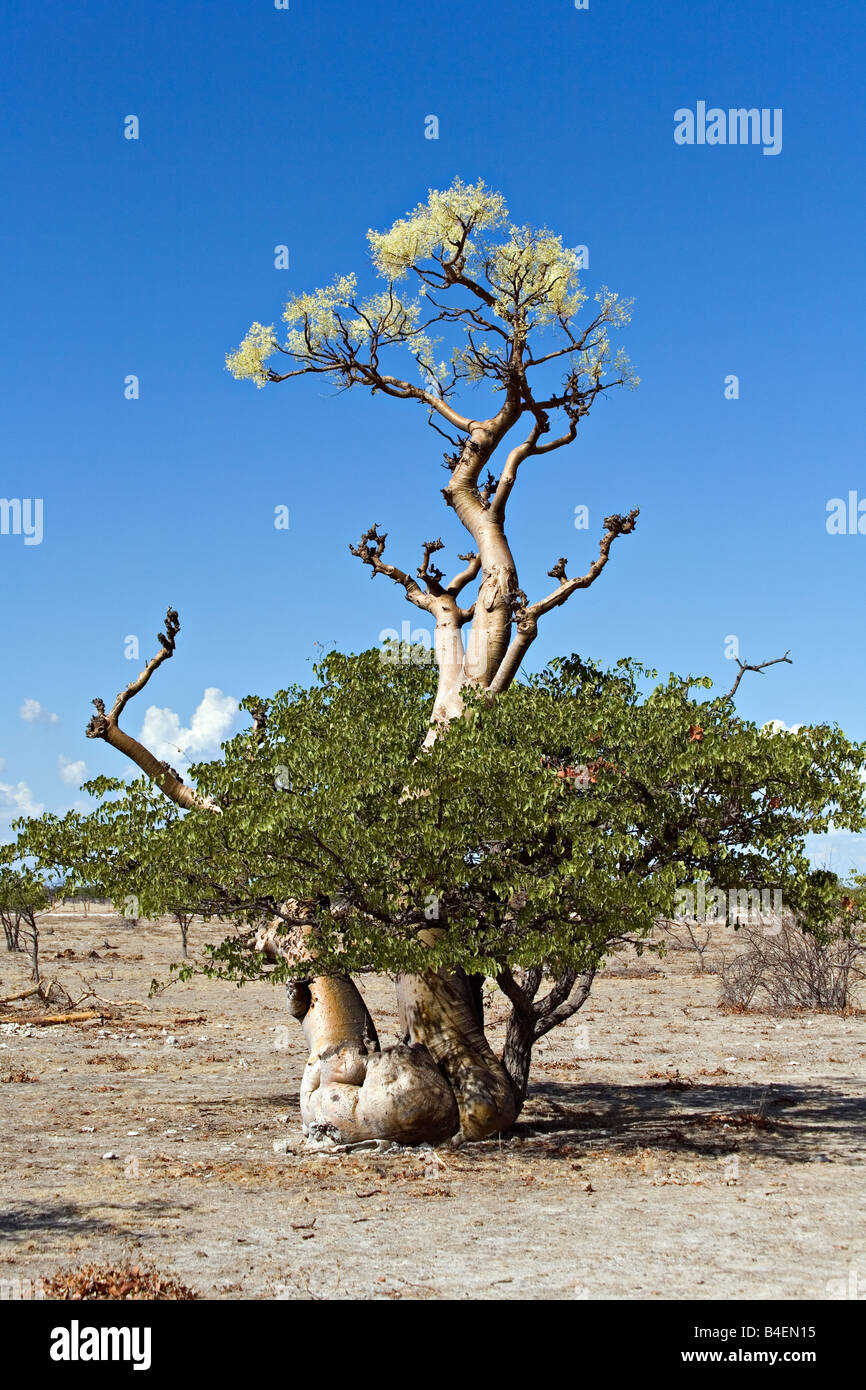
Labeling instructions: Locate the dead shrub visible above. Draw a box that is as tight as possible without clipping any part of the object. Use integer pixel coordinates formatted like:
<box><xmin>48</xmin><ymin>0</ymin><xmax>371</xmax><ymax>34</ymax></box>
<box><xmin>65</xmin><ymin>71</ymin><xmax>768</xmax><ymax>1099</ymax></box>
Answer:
<box><xmin>657</xmin><ymin>919</ymin><xmax>717</xmax><ymax>973</ymax></box>
<box><xmin>717</xmin><ymin>919</ymin><xmax>865</xmax><ymax>1013</ymax></box>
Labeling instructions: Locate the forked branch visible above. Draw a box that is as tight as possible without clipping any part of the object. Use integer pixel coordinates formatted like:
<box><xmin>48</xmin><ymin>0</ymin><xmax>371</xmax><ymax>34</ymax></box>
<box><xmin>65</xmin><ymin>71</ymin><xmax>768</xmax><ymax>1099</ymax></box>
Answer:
<box><xmin>488</xmin><ymin>509</ymin><xmax>640</xmax><ymax>695</ymax></box>
<box><xmin>349</xmin><ymin>525</ymin><xmax>434</xmax><ymax>611</ymax></box>
<box><xmin>726</xmin><ymin>650</ymin><xmax>792</xmax><ymax>700</ymax></box>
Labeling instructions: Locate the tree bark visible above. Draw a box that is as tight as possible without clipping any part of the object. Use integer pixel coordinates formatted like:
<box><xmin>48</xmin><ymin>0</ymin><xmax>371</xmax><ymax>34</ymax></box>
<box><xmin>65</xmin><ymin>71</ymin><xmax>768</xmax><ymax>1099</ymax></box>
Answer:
<box><xmin>501</xmin><ymin>1013</ymin><xmax>536</xmax><ymax>1112</ymax></box>
<box><xmin>395</xmin><ymin>953</ymin><xmax>515</xmax><ymax>1139</ymax></box>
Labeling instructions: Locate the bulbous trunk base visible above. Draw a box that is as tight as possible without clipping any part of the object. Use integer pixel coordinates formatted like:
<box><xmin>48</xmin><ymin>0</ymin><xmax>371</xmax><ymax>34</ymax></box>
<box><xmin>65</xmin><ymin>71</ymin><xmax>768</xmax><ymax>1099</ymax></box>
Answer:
<box><xmin>292</xmin><ymin>973</ymin><xmax>459</xmax><ymax>1145</ymax></box>
<box><xmin>301</xmin><ymin>1042</ymin><xmax>459</xmax><ymax>1146</ymax></box>
<box><xmin>261</xmin><ymin>915</ymin><xmax>518</xmax><ymax>1146</ymax></box>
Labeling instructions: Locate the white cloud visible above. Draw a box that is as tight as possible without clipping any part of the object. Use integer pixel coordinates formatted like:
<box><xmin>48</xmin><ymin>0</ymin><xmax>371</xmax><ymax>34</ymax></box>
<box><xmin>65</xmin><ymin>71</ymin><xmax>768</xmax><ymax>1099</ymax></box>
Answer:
<box><xmin>761</xmin><ymin>718</ymin><xmax>803</xmax><ymax>736</ymax></box>
<box><xmin>0</xmin><ymin>779</ymin><xmax>44</xmax><ymax>819</ymax></box>
<box><xmin>58</xmin><ymin>756</ymin><xmax>88</xmax><ymax>786</ymax></box>
<box><xmin>20</xmin><ymin>699</ymin><xmax>60</xmax><ymax>725</ymax></box>
<box><xmin>138</xmin><ymin>688</ymin><xmax>238</xmax><ymax>767</ymax></box>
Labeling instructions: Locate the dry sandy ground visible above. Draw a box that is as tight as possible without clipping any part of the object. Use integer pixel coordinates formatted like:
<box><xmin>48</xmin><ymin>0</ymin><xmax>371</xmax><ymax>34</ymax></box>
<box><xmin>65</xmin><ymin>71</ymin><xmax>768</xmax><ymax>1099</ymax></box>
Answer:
<box><xmin>0</xmin><ymin>912</ymin><xmax>864</xmax><ymax>1301</ymax></box>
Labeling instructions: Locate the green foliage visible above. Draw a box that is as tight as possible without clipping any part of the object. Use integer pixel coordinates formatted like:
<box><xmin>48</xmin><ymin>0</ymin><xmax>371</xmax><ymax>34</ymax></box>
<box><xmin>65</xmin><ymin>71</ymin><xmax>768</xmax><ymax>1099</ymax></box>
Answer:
<box><xmin>11</xmin><ymin>652</ymin><xmax>865</xmax><ymax>988</ymax></box>
<box><xmin>0</xmin><ymin>851</ymin><xmax>50</xmax><ymax>917</ymax></box>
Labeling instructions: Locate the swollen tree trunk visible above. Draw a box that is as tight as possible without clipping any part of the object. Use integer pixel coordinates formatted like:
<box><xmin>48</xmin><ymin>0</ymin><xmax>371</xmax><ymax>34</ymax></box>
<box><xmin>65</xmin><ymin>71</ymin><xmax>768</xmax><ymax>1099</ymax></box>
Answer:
<box><xmin>395</xmin><ymin>948</ymin><xmax>516</xmax><ymax>1139</ymax></box>
<box><xmin>257</xmin><ymin>917</ymin><xmax>459</xmax><ymax>1143</ymax></box>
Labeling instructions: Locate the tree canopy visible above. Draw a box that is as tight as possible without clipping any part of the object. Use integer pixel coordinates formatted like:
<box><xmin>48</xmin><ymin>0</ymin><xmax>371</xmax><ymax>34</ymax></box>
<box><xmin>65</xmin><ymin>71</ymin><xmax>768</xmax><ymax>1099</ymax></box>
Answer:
<box><xmin>226</xmin><ymin>176</ymin><xmax>636</xmax><ymax>415</ymax></box>
<box><xmin>13</xmin><ymin>649</ymin><xmax>865</xmax><ymax>993</ymax></box>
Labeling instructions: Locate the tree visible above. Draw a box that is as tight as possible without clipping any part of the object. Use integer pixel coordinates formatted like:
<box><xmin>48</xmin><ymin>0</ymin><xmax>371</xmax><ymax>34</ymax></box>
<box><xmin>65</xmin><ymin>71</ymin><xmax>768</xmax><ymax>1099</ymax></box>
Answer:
<box><xmin>16</xmin><ymin>648</ymin><xmax>865</xmax><ymax>1140</ymax></box>
<box><xmin>0</xmin><ymin>856</ymin><xmax>49</xmax><ymax>984</ymax></box>
<box><xmin>136</xmin><ymin>179</ymin><xmax>640</xmax><ymax>1140</ymax></box>
<box><xmin>172</xmin><ymin>911</ymin><xmax>194</xmax><ymax>959</ymax></box>
<box><xmin>13</xmin><ymin>180</ymin><xmax>864</xmax><ymax>1145</ymax></box>
<box><xmin>1</xmin><ymin>877</ymin><xmax>22</xmax><ymax>952</ymax></box>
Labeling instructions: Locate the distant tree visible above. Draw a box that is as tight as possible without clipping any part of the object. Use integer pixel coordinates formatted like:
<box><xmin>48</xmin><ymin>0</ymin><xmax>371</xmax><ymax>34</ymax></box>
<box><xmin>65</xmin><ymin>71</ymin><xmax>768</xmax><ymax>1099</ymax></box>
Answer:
<box><xmin>0</xmin><ymin>857</ymin><xmax>49</xmax><ymax>983</ymax></box>
<box><xmin>171</xmin><ymin>910</ymin><xmax>194</xmax><ymax>959</ymax></box>
<box><xmin>1</xmin><ymin>889</ymin><xmax>21</xmax><ymax>952</ymax></box>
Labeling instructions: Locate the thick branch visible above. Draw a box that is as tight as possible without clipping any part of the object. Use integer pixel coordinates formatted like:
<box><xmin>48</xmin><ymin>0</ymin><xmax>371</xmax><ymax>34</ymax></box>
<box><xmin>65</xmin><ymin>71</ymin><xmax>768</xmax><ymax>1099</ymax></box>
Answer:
<box><xmin>487</xmin><ymin>509</ymin><xmax>639</xmax><ymax>696</ymax></box>
<box><xmin>489</xmin><ymin>417</ymin><xmax>546</xmax><ymax>522</ymax></box>
<box><xmin>85</xmin><ymin>608</ymin><xmax>219</xmax><ymax>812</ymax></box>
<box><xmin>495</xmin><ymin>964</ymin><xmax>542</xmax><ymax>1019</ymax></box>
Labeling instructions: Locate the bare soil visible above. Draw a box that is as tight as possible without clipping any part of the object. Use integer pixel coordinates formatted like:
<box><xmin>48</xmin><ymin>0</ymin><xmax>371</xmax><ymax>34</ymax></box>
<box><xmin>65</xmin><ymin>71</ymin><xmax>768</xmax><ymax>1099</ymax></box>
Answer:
<box><xmin>1</xmin><ymin>913</ymin><xmax>863</xmax><ymax>1301</ymax></box>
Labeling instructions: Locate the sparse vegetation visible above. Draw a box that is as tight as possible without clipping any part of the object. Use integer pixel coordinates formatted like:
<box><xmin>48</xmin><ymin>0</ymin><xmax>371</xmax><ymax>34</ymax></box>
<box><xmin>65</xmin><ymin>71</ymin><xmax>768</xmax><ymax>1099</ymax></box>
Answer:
<box><xmin>717</xmin><ymin>918</ymin><xmax>865</xmax><ymax>1013</ymax></box>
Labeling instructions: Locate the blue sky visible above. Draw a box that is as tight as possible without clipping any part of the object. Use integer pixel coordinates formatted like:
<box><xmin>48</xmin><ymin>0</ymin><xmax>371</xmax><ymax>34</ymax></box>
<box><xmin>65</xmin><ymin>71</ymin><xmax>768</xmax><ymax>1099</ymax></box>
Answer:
<box><xmin>1</xmin><ymin>0</ymin><xmax>864</xmax><ymax>871</ymax></box>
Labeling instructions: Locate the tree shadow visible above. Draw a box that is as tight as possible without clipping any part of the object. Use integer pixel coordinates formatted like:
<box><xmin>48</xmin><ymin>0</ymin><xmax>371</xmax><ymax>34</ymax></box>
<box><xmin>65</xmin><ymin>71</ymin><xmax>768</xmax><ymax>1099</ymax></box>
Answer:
<box><xmin>0</xmin><ymin>1196</ymin><xmax>195</xmax><ymax>1245</ymax></box>
<box><xmin>507</xmin><ymin>1079</ymin><xmax>866</xmax><ymax>1165</ymax></box>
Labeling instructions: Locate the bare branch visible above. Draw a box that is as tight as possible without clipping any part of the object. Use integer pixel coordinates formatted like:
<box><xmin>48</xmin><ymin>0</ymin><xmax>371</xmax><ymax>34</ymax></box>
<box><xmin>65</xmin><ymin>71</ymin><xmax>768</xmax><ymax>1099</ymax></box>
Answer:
<box><xmin>267</xmin><ymin>358</ymin><xmax>474</xmax><ymax>434</ymax></box>
<box><xmin>349</xmin><ymin>525</ymin><xmax>434</xmax><ymax>612</ymax></box>
<box><xmin>546</xmin><ymin>557</ymin><xmax>568</xmax><ymax>583</ymax></box>
<box><xmin>531</xmin><ymin>509</ymin><xmax>640</xmax><ymax>619</ymax></box>
<box><xmin>488</xmin><ymin>416</ymin><xmax>547</xmax><ymax>522</ymax></box>
<box><xmin>726</xmin><ymin>651</ymin><xmax>792</xmax><ymax>700</ymax></box>
<box><xmin>417</xmin><ymin>538</ymin><xmax>445</xmax><ymax>591</ymax></box>
<box><xmin>445</xmin><ymin>551</ymin><xmax>481</xmax><ymax>597</ymax></box>
<box><xmin>531</xmin><ymin>420</ymin><xmax>578</xmax><ymax>455</ymax></box>
<box><xmin>426</xmin><ymin>414</ymin><xmax>463</xmax><ymax>450</ymax></box>
<box><xmin>107</xmin><ymin>607</ymin><xmax>179</xmax><ymax>724</ymax></box>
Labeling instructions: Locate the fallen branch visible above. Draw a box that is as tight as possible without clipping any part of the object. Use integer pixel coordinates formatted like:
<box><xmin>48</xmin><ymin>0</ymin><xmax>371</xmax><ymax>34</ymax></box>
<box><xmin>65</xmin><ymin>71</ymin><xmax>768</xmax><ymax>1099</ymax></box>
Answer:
<box><xmin>0</xmin><ymin>986</ymin><xmax>42</xmax><ymax>1006</ymax></box>
<box><xmin>74</xmin><ymin>987</ymin><xmax>153</xmax><ymax>1012</ymax></box>
<box><xmin>0</xmin><ymin>1010</ymin><xmax>102</xmax><ymax>1026</ymax></box>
